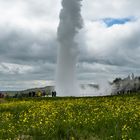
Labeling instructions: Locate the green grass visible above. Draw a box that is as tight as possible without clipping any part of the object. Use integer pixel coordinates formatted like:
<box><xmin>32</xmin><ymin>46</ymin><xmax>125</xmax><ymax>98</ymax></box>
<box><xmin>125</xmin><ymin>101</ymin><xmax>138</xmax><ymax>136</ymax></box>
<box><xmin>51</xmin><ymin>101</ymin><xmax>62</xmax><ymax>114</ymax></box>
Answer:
<box><xmin>0</xmin><ymin>94</ymin><xmax>140</xmax><ymax>140</ymax></box>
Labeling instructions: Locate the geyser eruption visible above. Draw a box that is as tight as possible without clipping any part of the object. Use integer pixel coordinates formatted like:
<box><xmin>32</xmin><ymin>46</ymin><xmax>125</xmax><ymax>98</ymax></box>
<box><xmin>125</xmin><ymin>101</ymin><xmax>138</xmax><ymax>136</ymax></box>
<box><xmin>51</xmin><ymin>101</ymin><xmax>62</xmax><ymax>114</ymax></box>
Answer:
<box><xmin>56</xmin><ymin>0</ymin><xmax>83</xmax><ymax>96</ymax></box>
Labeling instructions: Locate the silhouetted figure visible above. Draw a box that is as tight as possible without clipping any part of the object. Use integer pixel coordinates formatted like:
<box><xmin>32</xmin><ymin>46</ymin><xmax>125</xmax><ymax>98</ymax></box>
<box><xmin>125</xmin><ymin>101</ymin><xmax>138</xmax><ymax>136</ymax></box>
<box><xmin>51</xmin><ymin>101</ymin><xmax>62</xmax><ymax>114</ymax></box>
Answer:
<box><xmin>14</xmin><ymin>93</ymin><xmax>18</xmax><ymax>98</ymax></box>
<box><xmin>29</xmin><ymin>92</ymin><xmax>32</xmax><ymax>97</ymax></box>
<box><xmin>52</xmin><ymin>91</ymin><xmax>57</xmax><ymax>97</ymax></box>
<box><xmin>32</xmin><ymin>91</ymin><xmax>35</xmax><ymax>97</ymax></box>
<box><xmin>42</xmin><ymin>90</ymin><xmax>46</xmax><ymax>97</ymax></box>
<box><xmin>54</xmin><ymin>91</ymin><xmax>56</xmax><ymax>97</ymax></box>
<box><xmin>0</xmin><ymin>93</ymin><xmax>3</xmax><ymax>98</ymax></box>
<box><xmin>52</xmin><ymin>91</ymin><xmax>53</xmax><ymax>97</ymax></box>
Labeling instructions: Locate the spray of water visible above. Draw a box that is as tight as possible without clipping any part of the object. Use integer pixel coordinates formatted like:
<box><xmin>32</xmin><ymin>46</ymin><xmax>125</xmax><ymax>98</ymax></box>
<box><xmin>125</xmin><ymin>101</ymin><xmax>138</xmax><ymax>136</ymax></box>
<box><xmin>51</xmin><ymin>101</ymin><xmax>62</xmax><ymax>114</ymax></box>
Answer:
<box><xmin>56</xmin><ymin>0</ymin><xmax>83</xmax><ymax>96</ymax></box>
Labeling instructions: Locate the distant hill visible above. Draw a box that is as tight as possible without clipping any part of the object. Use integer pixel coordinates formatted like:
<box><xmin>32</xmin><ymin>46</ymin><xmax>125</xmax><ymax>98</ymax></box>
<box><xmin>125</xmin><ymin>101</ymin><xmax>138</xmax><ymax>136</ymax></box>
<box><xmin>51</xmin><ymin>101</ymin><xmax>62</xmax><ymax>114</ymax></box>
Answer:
<box><xmin>22</xmin><ymin>86</ymin><xmax>54</xmax><ymax>93</ymax></box>
<box><xmin>1</xmin><ymin>86</ymin><xmax>54</xmax><ymax>96</ymax></box>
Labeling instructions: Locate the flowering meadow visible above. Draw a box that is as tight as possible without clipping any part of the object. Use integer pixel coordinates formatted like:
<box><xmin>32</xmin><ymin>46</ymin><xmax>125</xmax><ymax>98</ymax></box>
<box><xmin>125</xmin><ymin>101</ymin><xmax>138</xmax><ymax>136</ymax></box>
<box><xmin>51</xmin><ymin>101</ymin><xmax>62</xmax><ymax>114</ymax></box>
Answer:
<box><xmin>0</xmin><ymin>95</ymin><xmax>140</xmax><ymax>140</ymax></box>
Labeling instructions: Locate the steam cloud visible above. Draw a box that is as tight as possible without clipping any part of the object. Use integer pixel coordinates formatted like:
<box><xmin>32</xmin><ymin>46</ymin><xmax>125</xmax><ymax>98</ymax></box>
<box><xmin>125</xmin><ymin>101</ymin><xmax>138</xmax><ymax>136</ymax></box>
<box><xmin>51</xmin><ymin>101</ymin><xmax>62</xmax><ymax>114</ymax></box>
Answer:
<box><xmin>56</xmin><ymin>0</ymin><xmax>83</xmax><ymax>96</ymax></box>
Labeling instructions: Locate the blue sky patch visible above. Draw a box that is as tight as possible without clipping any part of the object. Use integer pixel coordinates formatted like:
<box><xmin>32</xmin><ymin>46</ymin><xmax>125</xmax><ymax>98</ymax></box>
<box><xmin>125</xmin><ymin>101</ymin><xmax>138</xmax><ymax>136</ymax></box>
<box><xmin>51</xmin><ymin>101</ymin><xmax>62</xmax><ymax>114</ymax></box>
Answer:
<box><xmin>103</xmin><ymin>17</ymin><xmax>133</xmax><ymax>27</ymax></box>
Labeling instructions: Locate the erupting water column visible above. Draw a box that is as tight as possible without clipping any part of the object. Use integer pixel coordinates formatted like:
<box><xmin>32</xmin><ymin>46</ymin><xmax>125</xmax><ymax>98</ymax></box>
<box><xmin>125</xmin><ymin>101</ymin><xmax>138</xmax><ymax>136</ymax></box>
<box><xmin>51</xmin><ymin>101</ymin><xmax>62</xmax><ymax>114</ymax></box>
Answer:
<box><xmin>56</xmin><ymin>0</ymin><xmax>83</xmax><ymax>96</ymax></box>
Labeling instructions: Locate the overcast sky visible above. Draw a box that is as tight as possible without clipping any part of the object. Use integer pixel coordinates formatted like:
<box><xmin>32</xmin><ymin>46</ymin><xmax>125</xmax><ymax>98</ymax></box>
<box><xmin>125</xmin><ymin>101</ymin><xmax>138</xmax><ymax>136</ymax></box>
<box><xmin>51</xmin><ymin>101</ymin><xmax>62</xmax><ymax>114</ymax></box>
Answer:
<box><xmin>0</xmin><ymin>0</ymin><xmax>140</xmax><ymax>91</ymax></box>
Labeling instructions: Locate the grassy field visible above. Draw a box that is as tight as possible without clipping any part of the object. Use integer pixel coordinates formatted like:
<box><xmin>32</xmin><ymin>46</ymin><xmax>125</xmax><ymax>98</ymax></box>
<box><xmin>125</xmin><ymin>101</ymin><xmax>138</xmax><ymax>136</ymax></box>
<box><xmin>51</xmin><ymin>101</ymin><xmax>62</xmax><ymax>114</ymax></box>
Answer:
<box><xmin>0</xmin><ymin>95</ymin><xmax>140</xmax><ymax>140</ymax></box>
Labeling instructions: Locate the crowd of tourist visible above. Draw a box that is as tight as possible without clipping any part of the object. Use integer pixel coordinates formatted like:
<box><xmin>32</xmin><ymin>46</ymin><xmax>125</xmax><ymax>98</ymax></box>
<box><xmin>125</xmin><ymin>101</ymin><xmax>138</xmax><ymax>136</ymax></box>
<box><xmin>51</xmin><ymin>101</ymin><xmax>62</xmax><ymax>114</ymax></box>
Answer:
<box><xmin>0</xmin><ymin>90</ymin><xmax>57</xmax><ymax>98</ymax></box>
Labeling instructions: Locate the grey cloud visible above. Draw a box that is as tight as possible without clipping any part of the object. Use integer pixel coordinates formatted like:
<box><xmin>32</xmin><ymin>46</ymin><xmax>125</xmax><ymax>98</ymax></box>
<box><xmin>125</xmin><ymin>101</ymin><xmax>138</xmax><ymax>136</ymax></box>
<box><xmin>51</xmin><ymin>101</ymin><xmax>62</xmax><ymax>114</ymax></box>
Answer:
<box><xmin>0</xmin><ymin>0</ymin><xmax>140</xmax><ymax>91</ymax></box>
<box><xmin>82</xmin><ymin>0</ymin><xmax>140</xmax><ymax>20</ymax></box>
<box><xmin>0</xmin><ymin>24</ymin><xmax>57</xmax><ymax>87</ymax></box>
<box><xmin>23</xmin><ymin>0</ymin><xmax>61</xmax><ymax>20</ymax></box>
<box><xmin>78</xmin><ymin>20</ymin><xmax>140</xmax><ymax>68</ymax></box>
<box><xmin>0</xmin><ymin>26</ymin><xmax>57</xmax><ymax>64</ymax></box>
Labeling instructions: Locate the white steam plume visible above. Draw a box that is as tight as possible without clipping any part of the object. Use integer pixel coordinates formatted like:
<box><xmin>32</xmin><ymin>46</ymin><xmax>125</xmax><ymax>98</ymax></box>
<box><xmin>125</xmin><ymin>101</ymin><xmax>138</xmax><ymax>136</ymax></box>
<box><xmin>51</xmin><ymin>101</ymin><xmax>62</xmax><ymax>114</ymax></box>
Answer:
<box><xmin>56</xmin><ymin>0</ymin><xmax>83</xmax><ymax>96</ymax></box>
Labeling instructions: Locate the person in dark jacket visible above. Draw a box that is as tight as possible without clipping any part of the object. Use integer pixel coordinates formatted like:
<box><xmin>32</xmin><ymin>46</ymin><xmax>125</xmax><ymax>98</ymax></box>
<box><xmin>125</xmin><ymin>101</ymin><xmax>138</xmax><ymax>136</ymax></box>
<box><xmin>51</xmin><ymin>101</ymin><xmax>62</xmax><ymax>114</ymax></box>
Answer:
<box><xmin>29</xmin><ymin>92</ymin><xmax>32</xmax><ymax>97</ymax></box>
<box><xmin>52</xmin><ymin>90</ymin><xmax>57</xmax><ymax>97</ymax></box>
<box><xmin>32</xmin><ymin>91</ymin><xmax>35</xmax><ymax>97</ymax></box>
